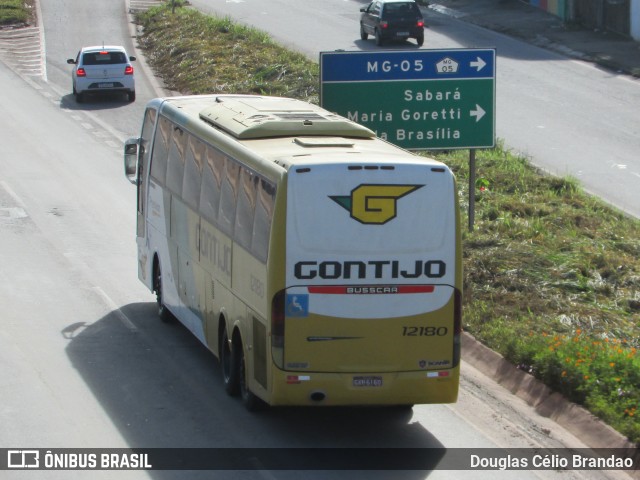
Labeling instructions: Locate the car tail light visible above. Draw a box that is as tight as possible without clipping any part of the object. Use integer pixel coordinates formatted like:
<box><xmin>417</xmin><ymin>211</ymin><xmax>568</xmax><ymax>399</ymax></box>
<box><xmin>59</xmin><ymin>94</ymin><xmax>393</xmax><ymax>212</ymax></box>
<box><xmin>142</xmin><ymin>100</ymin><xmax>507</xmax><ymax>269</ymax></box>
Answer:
<box><xmin>124</xmin><ymin>65</ymin><xmax>134</xmax><ymax>75</ymax></box>
<box><xmin>380</xmin><ymin>20</ymin><xmax>388</xmax><ymax>29</ymax></box>
<box><xmin>76</xmin><ymin>68</ymin><xmax>86</xmax><ymax>77</ymax></box>
<box><xmin>417</xmin><ymin>20</ymin><xmax>424</xmax><ymax>28</ymax></box>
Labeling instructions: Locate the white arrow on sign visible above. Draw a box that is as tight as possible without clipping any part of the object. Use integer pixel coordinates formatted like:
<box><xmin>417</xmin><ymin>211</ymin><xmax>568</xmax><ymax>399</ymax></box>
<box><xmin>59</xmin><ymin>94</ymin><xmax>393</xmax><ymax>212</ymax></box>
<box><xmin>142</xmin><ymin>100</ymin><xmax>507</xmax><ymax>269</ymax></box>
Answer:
<box><xmin>470</xmin><ymin>57</ymin><xmax>486</xmax><ymax>72</ymax></box>
<box><xmin>470</xmin><ymin>104</ymin><xmax>486</xmax><ymax>122</ymax></box>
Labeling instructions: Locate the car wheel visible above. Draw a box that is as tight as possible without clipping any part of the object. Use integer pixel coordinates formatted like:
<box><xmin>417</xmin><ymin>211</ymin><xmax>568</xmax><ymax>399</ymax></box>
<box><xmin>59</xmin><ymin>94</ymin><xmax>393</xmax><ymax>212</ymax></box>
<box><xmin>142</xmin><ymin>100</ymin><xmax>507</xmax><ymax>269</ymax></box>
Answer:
<box><xmin>416</xmin><ymin>34</ymin><xmax>424</xmax><ymax>47</ymax></box>
<box><xmin>72</xmin><ymin>84</ymin><xmax>83</xmax><ymax>103</ymax></box>
<box><xmin>128</xmin><ymin>90</ymin><xmax>136</xmax><ymax>102</ymax></box>
<box><xmin>360</xmin><ymin>24</ymin><xmax>368</xmax><ymax>41</ymax></box>
<box><xmin>375</xmin><ymin>29</ymin><xmax>383</xmax><ymax>46</ymax></box>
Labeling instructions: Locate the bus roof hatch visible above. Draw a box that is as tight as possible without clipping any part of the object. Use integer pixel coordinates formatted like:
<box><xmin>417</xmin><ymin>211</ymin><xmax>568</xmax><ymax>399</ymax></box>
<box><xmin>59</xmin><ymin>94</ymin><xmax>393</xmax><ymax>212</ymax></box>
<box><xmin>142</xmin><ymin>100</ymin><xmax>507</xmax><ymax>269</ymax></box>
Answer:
<box><xmin>199</xmin><ymin>96</ymin><xmax>375</xmax><ymax>140</ymax></box>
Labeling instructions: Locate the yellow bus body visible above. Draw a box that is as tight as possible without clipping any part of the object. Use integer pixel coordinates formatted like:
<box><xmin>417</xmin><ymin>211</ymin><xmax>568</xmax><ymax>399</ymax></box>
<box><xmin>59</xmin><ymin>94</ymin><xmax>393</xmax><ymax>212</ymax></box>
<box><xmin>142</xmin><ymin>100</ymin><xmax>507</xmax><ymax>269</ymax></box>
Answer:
<box><xmin>124</xmin><ymin>95</ymin><xmax>462</xmax><ymax>409</ymax></box>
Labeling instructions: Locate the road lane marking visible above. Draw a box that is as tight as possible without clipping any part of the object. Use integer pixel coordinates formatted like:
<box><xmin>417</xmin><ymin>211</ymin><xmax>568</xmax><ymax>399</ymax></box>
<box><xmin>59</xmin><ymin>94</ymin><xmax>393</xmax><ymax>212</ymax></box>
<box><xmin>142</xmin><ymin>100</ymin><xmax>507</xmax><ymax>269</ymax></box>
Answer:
<box><xmin>93</xmin><ymin>286</ymin><xmax>139</xmax><ymax>332</ymax></box>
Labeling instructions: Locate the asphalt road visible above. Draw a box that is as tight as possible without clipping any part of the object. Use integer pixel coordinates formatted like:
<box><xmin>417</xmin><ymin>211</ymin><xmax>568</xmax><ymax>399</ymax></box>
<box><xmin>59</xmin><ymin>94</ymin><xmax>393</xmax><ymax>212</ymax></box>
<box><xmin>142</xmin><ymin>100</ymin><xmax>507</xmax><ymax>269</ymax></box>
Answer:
<box><xmin>38</xmin><ymin>0</ymin><xmax>159</xmax><ymax>140</ymax></box>
<box><xmin>0</xmin><ymin>0</ymin><xmax>635</xmax><ymax>479</ymax></box>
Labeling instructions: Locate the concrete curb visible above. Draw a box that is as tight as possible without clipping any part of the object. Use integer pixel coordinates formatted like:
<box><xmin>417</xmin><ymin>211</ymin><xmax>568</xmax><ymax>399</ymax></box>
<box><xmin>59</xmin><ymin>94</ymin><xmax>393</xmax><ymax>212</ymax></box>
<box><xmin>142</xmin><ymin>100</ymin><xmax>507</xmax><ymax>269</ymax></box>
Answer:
<box><xmin>125</xmin><ymin>0</ymin><xmax>174</xmax><ymax>98</ymax></box>
<box><xmin>34</xmin><ymin>0</ymin><xmax>46</xmax><ymax>81</ymax></box>
<box><xmin>462</xmin><ymin>332</ymin><xmax>637</xmax><ymax>452</ymax></box>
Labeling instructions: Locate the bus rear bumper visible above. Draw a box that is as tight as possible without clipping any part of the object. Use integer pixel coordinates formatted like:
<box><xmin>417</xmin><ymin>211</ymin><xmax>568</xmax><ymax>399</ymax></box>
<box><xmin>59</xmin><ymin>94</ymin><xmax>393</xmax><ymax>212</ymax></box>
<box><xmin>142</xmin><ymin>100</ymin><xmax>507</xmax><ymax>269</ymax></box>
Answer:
<box><xmin>268</xmin><ymin>367</ymin><xmax>459</xmax><ymax>407</ymax></box>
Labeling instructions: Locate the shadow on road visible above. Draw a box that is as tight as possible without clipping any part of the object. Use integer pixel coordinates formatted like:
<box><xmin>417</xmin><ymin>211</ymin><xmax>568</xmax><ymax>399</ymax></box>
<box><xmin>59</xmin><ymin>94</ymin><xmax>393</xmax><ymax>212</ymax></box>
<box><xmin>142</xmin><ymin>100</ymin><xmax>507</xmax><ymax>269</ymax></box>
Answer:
<box><xmin>64</xmin><ymin>302</ymin><xmax>448</xmax><ymax>479</ymax></box>
<box><xmin>59</xmin><ymin>92</ymin><xmax>134</xmax><ymax>111</ymax></box>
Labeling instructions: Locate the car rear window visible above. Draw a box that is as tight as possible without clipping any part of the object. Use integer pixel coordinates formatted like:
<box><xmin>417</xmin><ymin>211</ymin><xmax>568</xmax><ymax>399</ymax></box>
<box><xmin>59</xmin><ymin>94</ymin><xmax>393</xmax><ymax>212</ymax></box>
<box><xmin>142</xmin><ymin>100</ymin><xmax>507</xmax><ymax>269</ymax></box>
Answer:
<box><xmin>384</xmin><ymin>2</ymin><xmax>420</xmax><ymax>17</ymax></box>
<box><xmin>82</xmin><ymin>51</ymin><xmax>127</xmax><ymax>65</ymax></box>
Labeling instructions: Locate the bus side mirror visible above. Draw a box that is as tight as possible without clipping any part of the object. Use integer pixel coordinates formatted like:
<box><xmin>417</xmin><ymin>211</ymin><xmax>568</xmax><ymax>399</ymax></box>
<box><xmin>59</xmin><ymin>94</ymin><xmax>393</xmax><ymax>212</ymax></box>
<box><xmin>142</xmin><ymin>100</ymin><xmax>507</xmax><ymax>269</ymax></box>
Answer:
<box><xmin>124</xmin><ymin>137</ymin><xmax>139</xmax><ymax>184</ymax></box>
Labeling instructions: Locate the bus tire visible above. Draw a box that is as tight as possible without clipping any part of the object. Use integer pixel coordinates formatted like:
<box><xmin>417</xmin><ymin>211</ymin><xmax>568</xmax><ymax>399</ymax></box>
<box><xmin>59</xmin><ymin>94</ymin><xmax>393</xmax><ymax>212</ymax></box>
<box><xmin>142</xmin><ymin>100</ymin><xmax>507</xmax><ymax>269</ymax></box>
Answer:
<box><xmin>221</xmin><ymin>328</ymin><xmax>240</xmax><ymax>396</ymax></box>
<box><xmin>154</xmin><ymin>263</ymin><xmax>173</xmax><ymax>323</ymax></box>
<box><xmin>239</xmin><ymin>344</ymin><xmax>266</xmax><ymax>412</ymax></box>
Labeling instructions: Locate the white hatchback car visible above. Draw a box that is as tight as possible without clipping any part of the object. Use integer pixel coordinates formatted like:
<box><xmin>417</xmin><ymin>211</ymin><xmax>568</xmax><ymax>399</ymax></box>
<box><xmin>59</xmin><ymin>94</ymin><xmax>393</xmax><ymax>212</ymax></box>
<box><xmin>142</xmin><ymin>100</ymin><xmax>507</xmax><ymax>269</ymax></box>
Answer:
<box><xmin>67</xmin><ymin>45</ymin><xmax>136</xmax><ymax>103</ymax></box>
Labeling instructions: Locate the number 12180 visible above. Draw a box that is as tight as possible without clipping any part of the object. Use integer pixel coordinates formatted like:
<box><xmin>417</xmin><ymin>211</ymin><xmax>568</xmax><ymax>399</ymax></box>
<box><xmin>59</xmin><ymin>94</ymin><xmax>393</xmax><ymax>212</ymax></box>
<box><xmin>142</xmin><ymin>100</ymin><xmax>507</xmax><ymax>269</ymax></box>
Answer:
<box><xmin>402</xmin><ymin>326</ymin><xmax>448</xmax><ymax>337</ymax></box>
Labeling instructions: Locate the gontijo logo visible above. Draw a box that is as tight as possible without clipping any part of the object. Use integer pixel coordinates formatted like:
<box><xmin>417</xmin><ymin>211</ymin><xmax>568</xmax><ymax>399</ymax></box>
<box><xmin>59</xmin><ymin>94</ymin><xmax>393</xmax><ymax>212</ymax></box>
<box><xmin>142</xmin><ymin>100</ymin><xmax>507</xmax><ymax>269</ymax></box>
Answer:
<box><xmin>330</xmin><ymin>184</ymin><xmax>423</xmax><ymax>224</ymax></box>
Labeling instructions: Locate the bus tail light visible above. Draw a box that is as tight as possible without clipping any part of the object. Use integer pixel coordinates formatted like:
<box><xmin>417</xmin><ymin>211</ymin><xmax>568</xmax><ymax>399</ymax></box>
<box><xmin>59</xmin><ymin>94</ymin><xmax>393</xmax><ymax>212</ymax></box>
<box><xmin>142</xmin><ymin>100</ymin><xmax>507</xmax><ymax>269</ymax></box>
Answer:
<box><xmin>271</xmin><ymin>290</ymin><xmax>285</xmax><ymax>368</ymax></box>
<box><xmin>452</xmin><ymin>288</ymin><xmax>462</xmax><ymax>367</ymax></box>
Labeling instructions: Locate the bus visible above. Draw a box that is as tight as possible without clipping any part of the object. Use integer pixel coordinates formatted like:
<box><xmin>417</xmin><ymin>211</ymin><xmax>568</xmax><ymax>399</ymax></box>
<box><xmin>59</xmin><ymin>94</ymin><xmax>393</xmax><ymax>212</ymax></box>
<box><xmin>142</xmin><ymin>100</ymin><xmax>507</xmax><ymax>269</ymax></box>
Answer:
<box><xmin>124</xmin><ymin>94</ymin><xmax>462</xmax><ymax>410</ymax></box>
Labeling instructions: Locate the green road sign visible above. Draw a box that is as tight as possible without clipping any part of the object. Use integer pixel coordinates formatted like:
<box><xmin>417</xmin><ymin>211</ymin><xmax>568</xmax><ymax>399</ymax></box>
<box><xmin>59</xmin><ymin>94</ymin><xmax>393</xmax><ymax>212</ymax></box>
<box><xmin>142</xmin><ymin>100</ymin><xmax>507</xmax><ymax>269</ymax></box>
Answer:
<box><xmin>320</xmin><ymin>49</ymin><xmax>496</xmax><ymax>150</ymax></box>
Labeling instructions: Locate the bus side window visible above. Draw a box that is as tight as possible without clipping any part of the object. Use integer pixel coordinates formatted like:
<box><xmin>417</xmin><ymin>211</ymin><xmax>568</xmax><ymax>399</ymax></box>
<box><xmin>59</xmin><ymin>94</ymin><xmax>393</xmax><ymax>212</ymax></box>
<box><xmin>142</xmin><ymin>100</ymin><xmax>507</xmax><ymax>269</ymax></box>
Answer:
<box><xmin>234</xmin><ymin>168</ymin><xmax>258</xmax><ymax>251</ymax></box>
<box><xmin>166</xmin><ymin>126</ymin><xmax>187</xmax><ymax>195</ymax></box>
<box><xmin>150</xmin><ymin>116</ymin><xmax>172</xmax><ymax>184</ymax></box>
<box><xmin>218</xmin><ymin>158</ymin><xmax>240</xmax><ymax>236</ymax></box>
<box><xmin>138</xmin><ymin>108</ymin><xmax>156</xmax><ymax>213</ymax></box>
<box><xmin>251</xmin><ymin>179</ymin><xmax>275</xmax><ymax>263</ymax></box>
<box><xmin>182</xmin><ymin>136</ymin><xmax>205</xmax><ymax>210</ymax></box>
<box><xmin>139</xmin><ymin>108</ymin><xmax>156</xmax><ymax>169</ymax></box>
<box><xmin>199</xmin><ymin>145</ymin><xmax>225</xmax><ymax>224</ymax></box>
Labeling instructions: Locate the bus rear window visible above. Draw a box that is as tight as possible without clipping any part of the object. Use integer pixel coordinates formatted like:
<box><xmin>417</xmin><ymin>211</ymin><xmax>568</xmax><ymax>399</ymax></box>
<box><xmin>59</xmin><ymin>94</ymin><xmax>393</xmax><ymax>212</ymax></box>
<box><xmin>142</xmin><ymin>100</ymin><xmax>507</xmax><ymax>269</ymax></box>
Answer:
<box><xmin>287</xmin><ymin>163</ymin><xmax>453</xmax><ymax>254</ymax></box>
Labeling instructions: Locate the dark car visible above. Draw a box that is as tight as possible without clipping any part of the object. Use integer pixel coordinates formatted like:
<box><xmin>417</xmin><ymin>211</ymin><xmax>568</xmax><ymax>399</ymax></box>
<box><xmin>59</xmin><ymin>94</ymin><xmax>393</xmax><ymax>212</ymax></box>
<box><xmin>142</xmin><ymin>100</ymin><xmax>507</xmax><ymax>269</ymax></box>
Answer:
<box><xmin>360</xmin><ymin>0</ymin><xmax>425</xmax><ymax>46</ymax></box>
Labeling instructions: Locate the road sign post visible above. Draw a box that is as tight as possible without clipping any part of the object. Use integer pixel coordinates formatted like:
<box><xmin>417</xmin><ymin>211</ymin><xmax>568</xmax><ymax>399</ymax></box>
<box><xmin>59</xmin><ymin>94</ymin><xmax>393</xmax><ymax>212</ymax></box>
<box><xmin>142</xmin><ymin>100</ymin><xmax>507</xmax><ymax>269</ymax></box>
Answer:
<box><xmin>469</xmin><ymin>149</ymin><xmax>476</xmax><ymax>232</ymax></box>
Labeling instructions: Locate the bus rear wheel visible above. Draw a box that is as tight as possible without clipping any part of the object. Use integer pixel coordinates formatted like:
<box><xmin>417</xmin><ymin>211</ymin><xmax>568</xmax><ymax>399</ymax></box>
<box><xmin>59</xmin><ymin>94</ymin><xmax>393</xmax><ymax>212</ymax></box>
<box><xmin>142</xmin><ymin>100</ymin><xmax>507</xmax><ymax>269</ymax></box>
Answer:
<box><xmin>154</xmin><ymin>264</ymin><xmax>172</xmax><ymax>323</ymax></box>
<box><xmin>221</xmin><ymin>328</ymin><xmax>240</xmax><ymax>396</ymax></box>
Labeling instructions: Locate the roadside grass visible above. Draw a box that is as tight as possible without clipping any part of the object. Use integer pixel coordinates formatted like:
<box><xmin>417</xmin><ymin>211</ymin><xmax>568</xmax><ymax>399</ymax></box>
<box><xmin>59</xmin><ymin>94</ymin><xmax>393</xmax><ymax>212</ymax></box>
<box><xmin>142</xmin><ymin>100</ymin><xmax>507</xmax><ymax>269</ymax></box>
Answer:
<box><xmin>136</xmin><ymin>4</ymin><xmax>640</xmax><ymax>444</ymax></box>
<box><xmin>443</xmin><ymin>147</ymin><xmax>640</xmax><ymax>444</ymax></box>
<box><xmin>136</xmin><ymin>4</ymin><xmax>318</xmax><ymax>102</ymax></box>
<box><xmin>0</xmin><ymin>0</ymin><xmax>32</xmax><ymax>26</ymax></box>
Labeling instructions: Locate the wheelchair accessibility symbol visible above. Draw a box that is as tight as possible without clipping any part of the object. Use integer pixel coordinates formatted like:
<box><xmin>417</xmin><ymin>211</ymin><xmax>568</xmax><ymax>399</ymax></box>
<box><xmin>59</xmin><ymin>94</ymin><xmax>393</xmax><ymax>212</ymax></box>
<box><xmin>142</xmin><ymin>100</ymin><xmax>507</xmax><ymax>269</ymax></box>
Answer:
<box><xmin>286</xmin><ymin>294</ymin><xmax>309</xmax><ymax>317</ymax></box>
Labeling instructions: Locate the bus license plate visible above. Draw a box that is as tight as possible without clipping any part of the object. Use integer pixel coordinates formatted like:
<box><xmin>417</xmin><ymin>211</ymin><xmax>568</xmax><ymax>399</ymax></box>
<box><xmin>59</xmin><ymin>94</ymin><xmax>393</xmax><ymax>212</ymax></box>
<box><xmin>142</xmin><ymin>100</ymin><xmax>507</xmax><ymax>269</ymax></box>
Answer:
<box><xmin>353</xmin><ymin>376</ymin><xmax>383</xmax><ymax>387</ymax></box>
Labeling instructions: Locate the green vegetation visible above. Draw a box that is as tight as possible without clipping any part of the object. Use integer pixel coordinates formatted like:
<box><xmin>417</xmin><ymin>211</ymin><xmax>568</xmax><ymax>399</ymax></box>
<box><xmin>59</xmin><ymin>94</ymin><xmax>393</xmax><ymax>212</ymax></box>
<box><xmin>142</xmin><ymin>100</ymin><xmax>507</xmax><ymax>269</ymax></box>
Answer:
<box><xmin>137</xmin><ymin>4</ymin><xmax>318</xmax><ymax>102</ymax></box>
<box><xmin>0</xmin><ymin>0</ymin><xmax>32</xmax><ymax>25</ymax></box>
<box><xmin>442</xmin><ymin>147</ymin><xmax>640</xmax><ymax>444</ymax></box>
<box><xmin>136</xmin><ymin>3</ymin><xmax>640</xmax><ymax>444</ymax></box>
